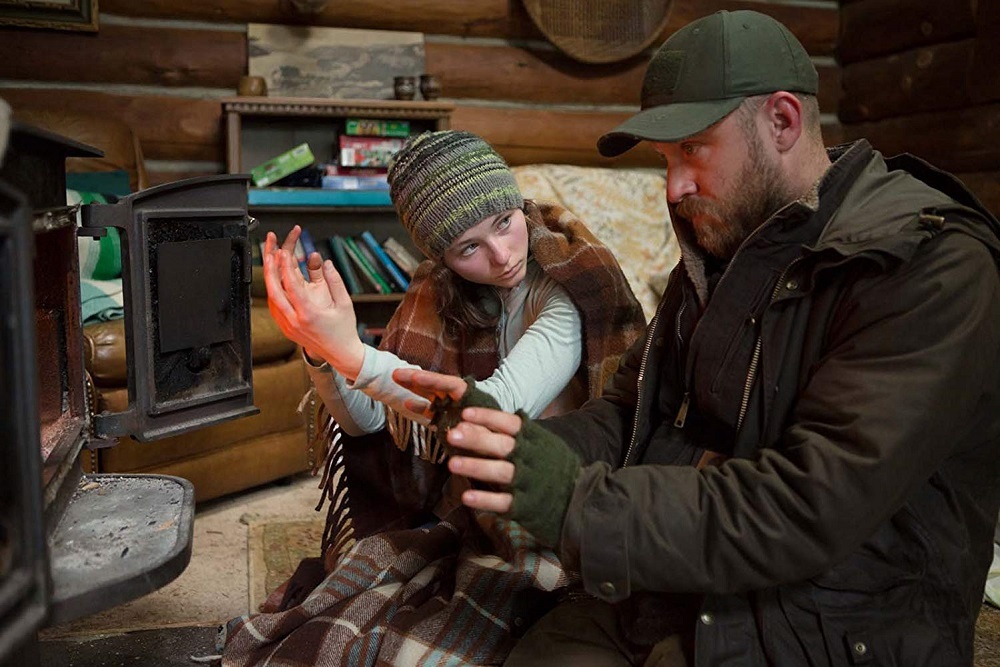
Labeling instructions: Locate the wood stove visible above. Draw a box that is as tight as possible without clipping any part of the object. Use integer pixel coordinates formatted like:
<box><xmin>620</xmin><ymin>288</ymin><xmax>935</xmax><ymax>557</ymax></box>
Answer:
<box><xmin>0</xmin><ymin>121</ymin><xmax>256</xmax><ymax>664</ymax></box>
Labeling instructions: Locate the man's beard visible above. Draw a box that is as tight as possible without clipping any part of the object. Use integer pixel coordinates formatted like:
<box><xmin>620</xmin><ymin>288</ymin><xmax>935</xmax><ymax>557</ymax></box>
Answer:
<box><xmin>670</xmin><ymin>131</ymin><xmax>793</xmax><ymax>260</ymax></box>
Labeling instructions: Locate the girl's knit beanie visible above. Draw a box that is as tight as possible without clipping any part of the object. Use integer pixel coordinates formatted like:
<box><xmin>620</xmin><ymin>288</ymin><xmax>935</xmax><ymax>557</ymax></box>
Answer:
<box><xmin>388</xmin><ymin>130</ymin><xmax>523</xmax><ymax>260</ymax></box>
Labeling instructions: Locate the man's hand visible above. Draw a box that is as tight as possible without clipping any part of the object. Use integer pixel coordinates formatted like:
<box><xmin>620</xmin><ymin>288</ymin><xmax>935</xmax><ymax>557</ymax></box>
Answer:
<box><xmin>445</xmin><ymin>406</ymin><xmax>522</xmax><ymax>514</ymax></box>
<box><xmin>263</xmin><ymin>226</ymin><xmax>365</xmax><ymax>380</ymax></box>
<box><xmin>395</xmin><ymin>368</ymin><xmax>579</xmax><ymax>546</ymax></box>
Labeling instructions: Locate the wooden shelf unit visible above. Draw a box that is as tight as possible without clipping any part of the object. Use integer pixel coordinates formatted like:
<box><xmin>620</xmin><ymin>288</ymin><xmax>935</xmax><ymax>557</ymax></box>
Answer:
<box><xmin>222</xmin><ymin>96</ymin><xmax>454</xmax><ymax>175</ymax></box>
<box><xmin>223</xmin><ymin>97</ymin><xmax>453</xmax><ymax>325</ymax></box>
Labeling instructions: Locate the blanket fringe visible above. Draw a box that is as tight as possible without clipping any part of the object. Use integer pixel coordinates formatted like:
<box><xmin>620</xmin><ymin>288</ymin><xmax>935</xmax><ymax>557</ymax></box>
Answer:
<box><xmin>311</xmin><ymin>405</ymin><xmax>447</xmax><ymax>562</ymax></box>
<box><xmin>312</xmin><ymin>406</ymin><xmax>356</xmax><ymax>561</ymax></box>
<box><xmin>385</xmin><ymin>406</ymin><xmax>447</xmax><ymax>464</ymax></box>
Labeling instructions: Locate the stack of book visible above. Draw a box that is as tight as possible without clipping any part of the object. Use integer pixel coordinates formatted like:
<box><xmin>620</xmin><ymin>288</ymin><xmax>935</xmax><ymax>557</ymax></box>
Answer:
<box><xmin>293</xmin><ymin>227</ymin><xmax>422</xmax><ymax>296</ymax></box>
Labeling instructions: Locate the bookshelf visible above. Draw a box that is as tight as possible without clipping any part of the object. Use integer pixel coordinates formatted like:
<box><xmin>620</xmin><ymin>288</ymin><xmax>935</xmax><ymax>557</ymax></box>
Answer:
<box><xmin>222</xmin><ymin>96</ymin><xmax>453</xmax><ymax>321</ymax></box>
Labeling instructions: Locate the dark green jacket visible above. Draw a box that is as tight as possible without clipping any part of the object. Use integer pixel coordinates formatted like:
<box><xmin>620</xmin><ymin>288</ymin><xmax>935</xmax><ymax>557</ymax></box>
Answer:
<box><xmin>543</xmin><ymin>141</ymin><xmax>1000</xmax><ymax>665</ymax></box>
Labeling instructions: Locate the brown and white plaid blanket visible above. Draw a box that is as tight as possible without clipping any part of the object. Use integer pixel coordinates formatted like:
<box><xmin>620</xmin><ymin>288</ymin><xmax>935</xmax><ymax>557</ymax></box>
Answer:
<box><xmin>221</xmin><ymin>504</ymin><xmax>569</xmax><ymax>666</ymax></box>
<box><xmin>219</xmin><ymin>200</ymin><xmax>644</xmax><ymax>666</ymax></box>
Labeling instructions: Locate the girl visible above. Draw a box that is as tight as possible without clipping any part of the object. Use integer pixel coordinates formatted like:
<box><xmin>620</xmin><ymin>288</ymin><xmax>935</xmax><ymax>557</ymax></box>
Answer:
<box><xmin>222</xmin><ymin>131</ymin><xmax>644</xmax><ymax>666</ymax></box>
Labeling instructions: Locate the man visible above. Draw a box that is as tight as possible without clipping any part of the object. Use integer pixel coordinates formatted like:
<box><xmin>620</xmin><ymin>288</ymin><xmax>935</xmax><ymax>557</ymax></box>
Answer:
<box><xmin>395</xmin><ymin>9</ymin><xmax>1000</xmax><ymax>666</ymax></box>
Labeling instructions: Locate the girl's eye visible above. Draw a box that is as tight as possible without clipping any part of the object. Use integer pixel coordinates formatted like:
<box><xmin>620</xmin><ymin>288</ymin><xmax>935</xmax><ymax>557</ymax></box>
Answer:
<box><xmin>496</xmin><ymin>215</ymin><xmax>511</xmax><ymax>231</ymax></box>
<box><xmin>460</xmin><ymin>243</ymin><xmax>478</xmax><ymax>257</ymax></box>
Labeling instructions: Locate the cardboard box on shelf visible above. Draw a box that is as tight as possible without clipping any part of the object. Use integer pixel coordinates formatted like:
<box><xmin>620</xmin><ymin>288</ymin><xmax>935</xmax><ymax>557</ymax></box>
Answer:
<box><xmin>251</xmin><ymin>143</ymin><xmax>315</xmax><ymax>187</ymax></box>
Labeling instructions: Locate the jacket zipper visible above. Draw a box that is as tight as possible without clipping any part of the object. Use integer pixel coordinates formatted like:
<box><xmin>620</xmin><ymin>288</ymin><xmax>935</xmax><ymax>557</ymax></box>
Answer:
<box><xmin>623</xmin><ymin>296</ymin><xmax>667</xmax><ymax>468</ymax></box>
<box><xmin>672</xmin><ymin>200</ymin><xmax>799</xmax><ymax>431</ymax></box>
<box><xmin>673</xmin><ymin>301</ymin><xmax>691</xmax><ymax>427</ymax></box>
<box><xmin>735</xmin><ymin>262</ymin><xmax>798</xmax><ymax>433</ymax></box>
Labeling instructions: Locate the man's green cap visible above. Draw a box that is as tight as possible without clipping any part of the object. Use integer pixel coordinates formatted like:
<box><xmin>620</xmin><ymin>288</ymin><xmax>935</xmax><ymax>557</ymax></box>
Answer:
<box><xmin>598</xmin><ymin>10</ymin><xmax>818</xmax><ymax>157</ymax></box>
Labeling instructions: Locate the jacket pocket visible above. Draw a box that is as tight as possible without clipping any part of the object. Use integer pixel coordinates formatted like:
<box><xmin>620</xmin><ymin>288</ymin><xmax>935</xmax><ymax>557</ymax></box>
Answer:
<box><xmin>812</xmin><ymin>600</ymin><xmax>963</xmax><ymax>667</ymax></box>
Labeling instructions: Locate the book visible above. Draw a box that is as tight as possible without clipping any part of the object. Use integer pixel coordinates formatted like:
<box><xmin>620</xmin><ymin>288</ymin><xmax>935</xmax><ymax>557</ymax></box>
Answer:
<box><xmin>250</xmin><ymin>143</ymin><xmax>315</xmax><ymax>187</ymax></box>
<box><xmin>321</xmin><ymin>174</ymin><xmax>389</xmax><ymax>191</ymax></box>
<box><xmin>250</xmin><ymin>235</ymin><xmax>263</xmax><ymax>266</ymax></box>
<box><xmin>361</xmin><ymin>230</ymin><xmax>410</xmax><ymax>291</ymax></box>
<box><xmin>339</xmin><ymin>136</ymin><xmax>404</xmax><ymax>168</ymax></box>
<box><xmin>292</xmin><ymin>238</ymin><xmax>309</xmax><ymax>278</ymax></box>
<box><xmin>341</xmin><ymin>238</ymin><xmax>383</xmax><ymax>294</ymax></box>
<box><xmin>328</xmin><ymin>235</ymin><xmax>364</xmax><ymax>295</ymax></box>
<box><xmin>353</xmin><ymin>236</ymin><xmax>397</xmax><ymax>292</ymax></box>
<box><xmin>345</xmin><ymin>118</ymin><xmax>410</xmax><ymax>137</ymax></box>
<box><xmin>381</xmin><ymin>236</ymin><xmax>422</xmax><ymax>278</ymax></box>
<box><xmin>343</xmin><ymin>235</ymin><xmax>392</xmax><ymax>294</ymax></box>
<box><xmin>298</xmin><ymin>227</ymin><xmax>319</xmax><ymax>277</ymax></box>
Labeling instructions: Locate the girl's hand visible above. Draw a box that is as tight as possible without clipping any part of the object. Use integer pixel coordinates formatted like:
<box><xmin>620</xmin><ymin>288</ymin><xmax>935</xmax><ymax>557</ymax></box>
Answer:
<box><xmin>264</xmin><ymin>227</ymin><xmax>366</xmax><ymax>379</ymax></box>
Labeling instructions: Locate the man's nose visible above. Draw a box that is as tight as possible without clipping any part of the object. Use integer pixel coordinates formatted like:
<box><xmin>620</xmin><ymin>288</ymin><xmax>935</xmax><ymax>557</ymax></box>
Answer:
<box><xmin>666</xmin><ymin>167</ymin><xmax>697</xmax><ymax>204</ymax></box>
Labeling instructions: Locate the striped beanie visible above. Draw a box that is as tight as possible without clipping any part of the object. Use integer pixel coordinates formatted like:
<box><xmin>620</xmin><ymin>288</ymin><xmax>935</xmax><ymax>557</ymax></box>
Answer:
<box><xmin>388</xmin><ymin>130</ymin><xmax>524</xmax><ymax>260</ymax></box>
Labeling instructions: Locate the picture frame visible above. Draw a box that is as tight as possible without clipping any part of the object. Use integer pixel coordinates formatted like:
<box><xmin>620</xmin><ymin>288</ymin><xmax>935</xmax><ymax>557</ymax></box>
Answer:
<box><xmin>0</xmin><ymin>0</ymin><xmax>98</xmax><ymax>32</ymax></box>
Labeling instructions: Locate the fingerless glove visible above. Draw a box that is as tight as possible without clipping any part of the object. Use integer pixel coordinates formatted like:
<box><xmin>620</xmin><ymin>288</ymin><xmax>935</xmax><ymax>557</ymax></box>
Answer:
<box><xmin>430</xmin><ymin>380</ymin><xmax>581</xmax><ymax>548</ymax></box>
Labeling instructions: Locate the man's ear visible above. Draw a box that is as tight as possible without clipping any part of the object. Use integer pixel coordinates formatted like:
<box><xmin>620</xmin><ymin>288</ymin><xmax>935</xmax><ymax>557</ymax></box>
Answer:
<box><xmin>765</xmin><ymin>92</ymin><xmax>803</xmax><ymax>153</ymax></box>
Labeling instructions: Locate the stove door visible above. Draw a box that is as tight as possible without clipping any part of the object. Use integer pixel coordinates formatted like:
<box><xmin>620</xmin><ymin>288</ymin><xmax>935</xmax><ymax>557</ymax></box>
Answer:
<box><xmin>0</xmin><ymin>180</ymin><xmax>49</xmax><ymax>662</ymax></box>
<box><xmin>81</xmin><ymin>174</ymin><xmax>259</xmax><ymax>442</ymax></box>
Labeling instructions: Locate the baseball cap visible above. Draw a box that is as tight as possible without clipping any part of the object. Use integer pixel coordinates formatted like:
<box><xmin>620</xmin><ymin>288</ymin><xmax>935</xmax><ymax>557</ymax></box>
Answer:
<box><xmin>597</xmin><ymin>10</ymin><xmax>818</xmax><ymax>157</ymax></box>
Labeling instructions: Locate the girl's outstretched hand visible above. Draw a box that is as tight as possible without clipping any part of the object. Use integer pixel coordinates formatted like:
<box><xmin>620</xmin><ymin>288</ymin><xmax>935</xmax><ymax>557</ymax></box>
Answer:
<box><xmin>263</xmin><ymin>226</ymin><xmax>366</xmax><ymax>380</ymax></box>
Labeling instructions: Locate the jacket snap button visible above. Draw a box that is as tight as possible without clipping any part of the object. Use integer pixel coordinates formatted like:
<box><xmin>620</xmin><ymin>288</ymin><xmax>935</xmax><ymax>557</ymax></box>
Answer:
<box><xmin>699</xmin><ymin>612</ymin><xmax>715</xmax><ymax>625</ymax></box>
<box><xmin>785</xmin><ymin>279</ymin><xmax>799</xmax><ymax>291</ymax></box>
<box><xmin>853</xmin><ymin>642</ymin><xmax>867</xmax><ymax>655</ymax></box>
<box><xmin>599</xmin><ymin>581</ymin><xmax>616</xmax><ymax>597</ymax></box>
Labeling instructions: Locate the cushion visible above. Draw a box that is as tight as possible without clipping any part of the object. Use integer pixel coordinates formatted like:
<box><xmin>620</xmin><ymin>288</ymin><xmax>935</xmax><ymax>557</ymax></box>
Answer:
<box><xmin>512</xmin><ymin>164</ymin><xmax>679</xmax><ymax>320</ymax></box>
<box><xmin>83</xmin><ymin>304</ymin><xmax>298</xmax><ymax>387</ymax></box>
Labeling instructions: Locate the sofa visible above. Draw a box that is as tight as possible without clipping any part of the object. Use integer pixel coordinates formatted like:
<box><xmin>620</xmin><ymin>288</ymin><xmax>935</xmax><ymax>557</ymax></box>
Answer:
<box><xmin>14</xmin><ymin>106</ymin><xmax>312</xmax><ymax>503</ymax></box>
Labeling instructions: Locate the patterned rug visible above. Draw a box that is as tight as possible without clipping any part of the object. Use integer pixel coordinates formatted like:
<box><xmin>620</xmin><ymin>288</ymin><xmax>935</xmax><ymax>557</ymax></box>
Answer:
<box><xmin>246</xmin><ymin>517</ymin><xmax>326</xmax><ymax>613</ymax></box>
<box><xmin>978</xmin><ymin>605</ymin><xmax>1000</xmax><ymax>666</ymax></box>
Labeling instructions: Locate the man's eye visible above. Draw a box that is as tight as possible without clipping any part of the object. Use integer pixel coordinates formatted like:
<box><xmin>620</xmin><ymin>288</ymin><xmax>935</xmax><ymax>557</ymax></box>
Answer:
<box><xmin>682</xmin><ymin>144</ymin><xmax>698</xmax><ymax>156</ymax></box>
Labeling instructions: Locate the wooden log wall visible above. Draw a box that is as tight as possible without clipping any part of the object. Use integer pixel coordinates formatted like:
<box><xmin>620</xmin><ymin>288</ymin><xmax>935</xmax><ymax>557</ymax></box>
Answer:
<box><xmin>0</xmin><ymin>0</ymin><xmax>840</xmax><ymax>186</ymax></box>
<box><xmin>837</xmin><ymin>0</ymin><xmax>1000</xmax><ymax>214</ymax></box>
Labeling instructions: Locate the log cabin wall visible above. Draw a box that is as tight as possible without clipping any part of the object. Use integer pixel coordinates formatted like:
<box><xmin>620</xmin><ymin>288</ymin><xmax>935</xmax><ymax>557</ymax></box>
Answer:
<box><xmin>837</xmin><ymin>0</ymin><xmax>999</xmax><ymax>214</ymax></box>
<box><xmin>0</xmin><ymin>0</ymin><xmax>840</xmax><ymax>186</ymax></box>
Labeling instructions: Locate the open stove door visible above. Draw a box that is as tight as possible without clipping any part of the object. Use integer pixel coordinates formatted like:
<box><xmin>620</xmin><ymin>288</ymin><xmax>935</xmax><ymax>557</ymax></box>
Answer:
<box><xmin>80</xmin><ymin>174</ymin><xmax>259</xmax><ymax>442</ymax></box>
<box><xmin>0</xmin><ymin>180</ymin><xmax>48</xmax><ymax>663</ymax></box>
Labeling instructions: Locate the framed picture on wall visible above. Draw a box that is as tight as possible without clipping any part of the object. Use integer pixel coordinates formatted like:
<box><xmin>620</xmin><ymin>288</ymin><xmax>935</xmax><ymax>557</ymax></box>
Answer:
<box><xmin>0</xmin><ymin>0</ymin><xmax>98</xmax><ymax>32</ymax></box>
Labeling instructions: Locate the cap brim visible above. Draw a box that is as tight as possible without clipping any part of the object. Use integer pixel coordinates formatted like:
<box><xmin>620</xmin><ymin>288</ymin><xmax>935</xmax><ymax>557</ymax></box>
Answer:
<box><xmin>598</xmin><ymin>97</ymin><xmax>746</xmax><ymax>157</ymax></box>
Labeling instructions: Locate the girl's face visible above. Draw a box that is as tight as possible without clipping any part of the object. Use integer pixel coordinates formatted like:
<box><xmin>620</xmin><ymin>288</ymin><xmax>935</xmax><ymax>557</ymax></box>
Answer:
<box><xmin>442</xmin><ymin>208</ymin><xmax>529</xmax><ymax>289</ymax></box>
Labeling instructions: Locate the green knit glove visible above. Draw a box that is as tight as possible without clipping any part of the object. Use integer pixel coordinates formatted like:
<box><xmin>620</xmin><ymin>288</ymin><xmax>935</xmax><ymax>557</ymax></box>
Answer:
<box><xmin>430</xmin><ymin>381</ymin><xmax>581</xmax><ymax>547</ymax></box>
<box><xmin>429</xmin><ymin>377</ymin><xmax>500</xmax><ymax>434</ymax></box>
<box><xmin>506</xmin><ymin>411</ymin><xmax>581</xmax><ymax>548</ymax></box>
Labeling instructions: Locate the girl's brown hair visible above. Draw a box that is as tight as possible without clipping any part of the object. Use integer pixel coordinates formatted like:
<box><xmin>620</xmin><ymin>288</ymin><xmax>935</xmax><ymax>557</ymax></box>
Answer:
<box><xmin>429</xmin><ymin>262</ymin><xmax>501</xmax><ymax>339</ymax></box>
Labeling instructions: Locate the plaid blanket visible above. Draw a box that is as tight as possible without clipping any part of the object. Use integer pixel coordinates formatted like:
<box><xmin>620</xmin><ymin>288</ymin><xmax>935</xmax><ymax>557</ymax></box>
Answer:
<box><xmin>221</xmin><ymin>505</ymin><xmax>569</xmax><ymax>666</ymax></box>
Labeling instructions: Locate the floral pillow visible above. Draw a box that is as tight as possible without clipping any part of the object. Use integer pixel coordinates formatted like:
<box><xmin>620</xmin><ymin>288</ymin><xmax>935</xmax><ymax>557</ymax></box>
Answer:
<box><xmin>513</xmin><ymin>164</ymin><xmax>679</xmax><ymax>321</ymax></box>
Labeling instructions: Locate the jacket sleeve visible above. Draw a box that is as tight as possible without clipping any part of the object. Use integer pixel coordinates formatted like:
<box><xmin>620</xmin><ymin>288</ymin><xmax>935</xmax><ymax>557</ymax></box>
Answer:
<box><xmin>559</xmin><ymin>231</ymin><xmax>1000</xmax><ymax>600</ymax></box>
